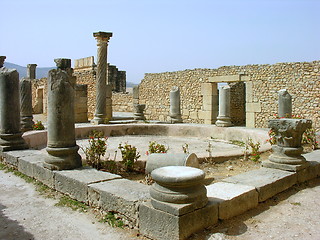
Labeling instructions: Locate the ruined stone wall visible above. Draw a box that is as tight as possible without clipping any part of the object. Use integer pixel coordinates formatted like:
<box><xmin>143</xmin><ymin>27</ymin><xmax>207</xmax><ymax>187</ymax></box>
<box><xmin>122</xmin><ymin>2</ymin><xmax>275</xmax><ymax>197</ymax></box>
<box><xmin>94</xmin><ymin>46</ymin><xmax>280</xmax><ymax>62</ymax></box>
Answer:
<box><xmin>73</xmin><ymin>69</ymin><xmax>96</xmax><ymax>119</ymax></box>
<box><xmin>139</xmin><ymin>61</ymin><xmax>320</xmax><ymax>129</ymax></box>
<box><xmin>229</xmin><ymin>82</ymin><xmax>246</xmax><ymax>126</ymax></box>
<box><xmin>112</xmin><ymin>92</ymin><xmax>133</xmax><ymax>112</ymax></box>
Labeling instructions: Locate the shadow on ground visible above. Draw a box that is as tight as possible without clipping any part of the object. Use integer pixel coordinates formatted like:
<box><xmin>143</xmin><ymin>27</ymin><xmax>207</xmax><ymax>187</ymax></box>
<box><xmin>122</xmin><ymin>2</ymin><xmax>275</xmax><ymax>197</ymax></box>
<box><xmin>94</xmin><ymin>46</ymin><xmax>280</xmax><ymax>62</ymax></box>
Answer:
<box><xmin>0</xmin><ymin>203</ymin><xmax>35</xmax><ymax>240</ymax></box>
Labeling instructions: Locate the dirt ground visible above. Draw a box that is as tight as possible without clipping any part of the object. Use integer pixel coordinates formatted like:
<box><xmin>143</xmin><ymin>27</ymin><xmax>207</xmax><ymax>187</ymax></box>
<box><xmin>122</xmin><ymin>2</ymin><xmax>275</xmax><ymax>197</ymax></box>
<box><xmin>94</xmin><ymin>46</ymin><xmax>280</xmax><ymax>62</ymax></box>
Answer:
<box><xmin>1</xmin><ymin>166</ymin><xmax>320</xmax><ymax>240</ymax></box>
<box><xmin>189</xmin><ymin>177</ymin><xmax>320</xmax><ymax>240</ymax></box>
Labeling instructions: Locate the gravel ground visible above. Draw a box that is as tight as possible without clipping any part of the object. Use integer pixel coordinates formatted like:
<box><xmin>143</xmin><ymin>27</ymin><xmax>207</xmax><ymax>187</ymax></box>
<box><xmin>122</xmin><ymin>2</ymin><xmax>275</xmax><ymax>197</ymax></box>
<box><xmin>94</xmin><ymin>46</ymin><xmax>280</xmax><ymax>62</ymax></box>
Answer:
<box><xmin>190</xmin><ymin>178</ymin><xmax>320</xmax><ymax>240</ymax></box>
<box><xmin>2</xmin><ymin>166</ymin><xmax>320</xmax><ymax>240</ymax></box>
<box><xmin>0</xmin><ymin>169</ymin><xmax>145</xmax><ymax>240</ymax></box>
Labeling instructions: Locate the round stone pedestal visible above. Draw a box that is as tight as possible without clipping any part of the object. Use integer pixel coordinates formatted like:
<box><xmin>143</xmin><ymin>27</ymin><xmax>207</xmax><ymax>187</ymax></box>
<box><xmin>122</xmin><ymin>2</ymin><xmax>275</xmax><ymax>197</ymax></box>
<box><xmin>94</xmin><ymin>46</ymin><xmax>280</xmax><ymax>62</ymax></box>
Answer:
<box><xmin>150</xmin><ymin>166</ymin><xmax>207</xmax><ymax>215</ymax></box>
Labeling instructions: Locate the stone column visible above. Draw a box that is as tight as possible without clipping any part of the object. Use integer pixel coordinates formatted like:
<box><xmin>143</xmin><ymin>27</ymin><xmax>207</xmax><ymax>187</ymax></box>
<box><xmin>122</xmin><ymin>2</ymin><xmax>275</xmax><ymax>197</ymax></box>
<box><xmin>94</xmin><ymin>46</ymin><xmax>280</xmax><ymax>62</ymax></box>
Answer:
<box><xmin>278</xmin><ymin>89</ymin><xmax>292</xmax><ymax>118</ymax></box>
<box><xmin>44</xmin><ymin>58</ymin><xmax>82</xmax><ymax>170</ymax></box>
<box><xmin>262</xmin><ymin>118</ymin><xmax>312</xmax><ymax>171</ymax></box>
<box><xmin>0</xmin><ymin>56</ymin><xmax>6</xmax><ymax>68</ymax></box>
<box><xmin>133</xmin><ymin>85</ymin><xmax>139</xmax><ymax>105</ymax></box>
<box><xmin>91</xmin><ymin>31</ymin><xmax>113</xmax><ymax>124</ymax></box>
<box><xmin>20</xmin><ymin>78</ymin><xmax>34</xmax><ymax>132</ymax></box>
<box><xmin>216</xmin><ymin>85</ymin><xmax>232</xmax><ymax>127</ymax></box>
<box><xmin>133</xmin><ymin>104</ymin><xmax>146</xmax><ymax>121</ymax></box>
<box><xmin>105</xmin><ymin>84</ymin><xmax>113</xmax><ymax>121</ymax></box>
<box><xmin>0</xmin><ymin>67</ymin><xmax>28</xmax><ymax>151</ymax></box>
<box><xmin>27</xmin><ymin>64</ymin><xmax>37</xmax><ymax>80</ymax></box>
<box><xmin>169</xmin><ymin>86</ymin><xmax>182</xmax><ymax>123</ymax></box>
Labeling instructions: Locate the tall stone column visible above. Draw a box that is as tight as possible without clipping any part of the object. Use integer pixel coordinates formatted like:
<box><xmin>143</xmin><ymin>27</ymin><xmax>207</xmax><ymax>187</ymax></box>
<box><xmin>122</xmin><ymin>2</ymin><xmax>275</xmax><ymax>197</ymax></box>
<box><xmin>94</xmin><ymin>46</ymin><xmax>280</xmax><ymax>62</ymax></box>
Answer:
<box><xmin>91</xmin><ymin>31</ymin><xmax>113</xmax><ymax>124</ymax></box>
<box><xmin>44</xmin><ymin>59</ymin><xmax>82</xmax><ymax>170</ymax></box>
<box><xmin>20</xmin><ymin>78</ymin><xmax>34</xmax><ymax>132</ymax></box>
<box><xmin>169</xmin><ymin>86</ymin><xmax>182</xmax><ymax>123</ymax></box>
<box><xmin>27</xmin><ymin>64</ymin><xmax>37</xmax><ymax>79</ymax></box>
<box><xmin>278</xmin><ymin>89</ymin><xmax>292</xmax><ymax>118</ymax></box>
<box><xmin>0</xmin><ymin>67</ymin><xmax>28</xmax><ymax>151</ymax></box>
<box><xmin>216</xmin><ymin>85</ymin><xmax>232</xmax><ymax>127</ymax></box>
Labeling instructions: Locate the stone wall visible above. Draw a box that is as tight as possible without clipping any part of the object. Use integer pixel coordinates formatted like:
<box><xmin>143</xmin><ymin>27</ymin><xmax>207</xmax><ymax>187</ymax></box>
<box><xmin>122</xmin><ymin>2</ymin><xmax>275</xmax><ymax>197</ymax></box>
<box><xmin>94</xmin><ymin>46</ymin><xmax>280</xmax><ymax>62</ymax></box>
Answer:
<box><xmin>139</xmin><ymin>61</ymin><xmax>320</xmax><ymax>129</ymax></box>
<box><xmin>73</xmin><ymin>56</ymin><xmax>127</xmax><ymax>118</ymax></box>
<box><xmin>112</xmin><ymin>92</ymin><xmax>133</xmax><ymax>112</ymax></box>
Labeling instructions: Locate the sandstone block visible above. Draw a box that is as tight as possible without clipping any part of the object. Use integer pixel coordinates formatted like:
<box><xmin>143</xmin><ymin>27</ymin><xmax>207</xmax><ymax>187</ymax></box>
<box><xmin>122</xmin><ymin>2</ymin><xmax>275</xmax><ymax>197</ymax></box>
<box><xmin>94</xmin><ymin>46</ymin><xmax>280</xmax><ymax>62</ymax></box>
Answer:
<box><xmin>139</xmin><ymin>200</ymin><xmax>218</xmax><ymax>240</ymax></box>
<box><xmin>222</xmin><ymin>167</ymin><xmax>297</xmax><ymax>202</ymax></box>
<box><xmin>206</xmin><ymin>182</ymin><xmax>258</xmax><ymax>219</ymax></box>
<box><xmin>88</xmin><ymin>179</ymin><xmax>150</xmax><ymax>221</ymax></box>
<box><xmin>55</xmin><ymin>167</ymin><xmax>121</xmax><ymax>203</ymax></box>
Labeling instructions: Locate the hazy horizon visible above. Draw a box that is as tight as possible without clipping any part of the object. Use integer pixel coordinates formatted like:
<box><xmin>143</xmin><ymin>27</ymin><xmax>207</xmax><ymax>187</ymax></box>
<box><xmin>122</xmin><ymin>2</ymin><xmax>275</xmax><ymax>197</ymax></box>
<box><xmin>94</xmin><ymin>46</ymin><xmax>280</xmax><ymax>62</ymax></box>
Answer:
<box><xmin>2</xmin><ymin>0</ymin><xmax>319</xmax><ymax>83</ymax></box>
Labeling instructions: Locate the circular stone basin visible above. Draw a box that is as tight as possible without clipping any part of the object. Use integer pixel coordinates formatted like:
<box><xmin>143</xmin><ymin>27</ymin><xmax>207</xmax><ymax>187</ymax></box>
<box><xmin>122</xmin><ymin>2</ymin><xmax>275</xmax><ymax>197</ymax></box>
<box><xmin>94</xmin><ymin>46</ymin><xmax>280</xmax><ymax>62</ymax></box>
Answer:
<box><xmin>23</xmin><ymin>123</ymin><xmax>270</xmax><ymax>163</ymax></box>
<box><xmin>76</xmin><ymin>135</ymin><xmax>244</xmax><ymax>162</ymax></box>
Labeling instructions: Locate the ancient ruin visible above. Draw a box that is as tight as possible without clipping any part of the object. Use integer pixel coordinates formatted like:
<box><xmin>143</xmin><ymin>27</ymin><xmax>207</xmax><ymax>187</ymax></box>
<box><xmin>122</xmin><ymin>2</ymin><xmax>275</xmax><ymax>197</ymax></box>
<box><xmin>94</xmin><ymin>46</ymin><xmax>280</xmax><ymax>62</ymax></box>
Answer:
<box><xmin>44</xmin><ymin>58</ymin><xmax>82</xmax><ymax>170</ymax></box>
<box><xmin>0</xmin><ymin>61</ymin><xmax>28</xmax><ymax>151</ymax></box>
<box><xmin>0</xmin><ymin>30</ymin><xmax>319</xmax><ymax>240</ymax></box>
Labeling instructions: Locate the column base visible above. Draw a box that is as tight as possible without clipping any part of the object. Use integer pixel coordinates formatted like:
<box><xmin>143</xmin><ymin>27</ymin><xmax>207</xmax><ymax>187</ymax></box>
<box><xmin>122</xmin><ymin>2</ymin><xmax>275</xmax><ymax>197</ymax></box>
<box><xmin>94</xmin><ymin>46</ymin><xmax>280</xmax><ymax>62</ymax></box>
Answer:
<box><xmin>0</xmin><ymin>132</ymin><xmax>29</xmax><ymax>152</ymax></box>
<box><xmin>215</xmin><ymin>116</ymin><xmax>232</xmax><ymax>127</ymax></box>
<box><xmin>262</xmin><ymin>160</ymin><xmax>309</xmax><ymax>172</ymax></box>
<box><xmin>21</xmin><ymin>116</ymin><xmax>34</xmax><ymax>132</ymax></box>
<box><xmin>44</xmin><ymin>145</ymin><xmax>82</xmax><ymax>170</ymax></box>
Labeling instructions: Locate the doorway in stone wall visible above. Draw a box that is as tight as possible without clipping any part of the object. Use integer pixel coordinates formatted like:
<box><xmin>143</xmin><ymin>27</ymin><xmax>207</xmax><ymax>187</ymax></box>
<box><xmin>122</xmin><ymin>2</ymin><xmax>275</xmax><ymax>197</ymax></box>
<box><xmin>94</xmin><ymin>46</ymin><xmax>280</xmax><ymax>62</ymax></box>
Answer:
<box><xmin>202</xmin><ymin>74</ymin><xmax>250</xmax><ymax>127</ymax></box>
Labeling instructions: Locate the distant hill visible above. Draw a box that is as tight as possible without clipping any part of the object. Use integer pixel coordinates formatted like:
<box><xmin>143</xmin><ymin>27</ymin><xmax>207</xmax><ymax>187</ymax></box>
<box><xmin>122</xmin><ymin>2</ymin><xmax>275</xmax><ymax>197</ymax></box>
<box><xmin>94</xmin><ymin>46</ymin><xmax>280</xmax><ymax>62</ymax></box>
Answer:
<box><xmin>126</xmin><ymin>81</ymin><xmax>137</xmax><ymax>88</ymax></box>
<box><xmin>3</xmin><ymin>62</ymin><xmax>54</xmax><ymax>79</ymax></box>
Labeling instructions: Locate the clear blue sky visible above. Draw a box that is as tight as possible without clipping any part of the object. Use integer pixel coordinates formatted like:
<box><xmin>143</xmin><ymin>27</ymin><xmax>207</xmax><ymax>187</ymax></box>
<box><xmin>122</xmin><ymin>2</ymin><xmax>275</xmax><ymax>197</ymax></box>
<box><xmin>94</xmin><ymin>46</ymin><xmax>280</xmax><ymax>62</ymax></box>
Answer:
<box><xmin>2</xmin><ymin>0</ymin><xmax>319</xmax><ymax>83</ymax></box>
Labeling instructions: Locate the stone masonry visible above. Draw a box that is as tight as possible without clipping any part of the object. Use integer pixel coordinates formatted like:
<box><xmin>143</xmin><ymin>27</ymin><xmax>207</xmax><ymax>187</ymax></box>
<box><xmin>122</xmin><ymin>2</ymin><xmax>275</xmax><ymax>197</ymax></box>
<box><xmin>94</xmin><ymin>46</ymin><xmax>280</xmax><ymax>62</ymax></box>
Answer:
<box><xmin>138</xmin><ymin>61</ymin><xmax>320</xmax><ymax>130</ymax></box>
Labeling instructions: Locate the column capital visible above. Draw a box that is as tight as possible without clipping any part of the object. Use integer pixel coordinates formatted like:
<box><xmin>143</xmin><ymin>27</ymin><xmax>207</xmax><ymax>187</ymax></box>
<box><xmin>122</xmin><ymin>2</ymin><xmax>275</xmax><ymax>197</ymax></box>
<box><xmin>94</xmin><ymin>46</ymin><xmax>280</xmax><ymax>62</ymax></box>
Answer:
<box><xmin>27</xmin><ymin>64</ymin><xmax>37</xmax><ymax>68</ymax></box>
<box><xmin>93</xmin><ymin>31</ymin><xmax>113</xmax><ymax>42</ymax></box>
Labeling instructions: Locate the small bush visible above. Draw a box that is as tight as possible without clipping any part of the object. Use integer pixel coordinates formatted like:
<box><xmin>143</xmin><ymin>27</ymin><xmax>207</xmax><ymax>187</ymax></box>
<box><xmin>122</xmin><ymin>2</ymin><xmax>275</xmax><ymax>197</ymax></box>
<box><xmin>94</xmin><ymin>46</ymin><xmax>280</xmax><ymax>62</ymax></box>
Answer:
<box><xmin>118</xmin><ymin>143</ymin><xmax>140</xmax><ymax>172</ymax></box>
<box><xmin>32</xmin><ymin>120</ymin><xmax>45</xmax><ymax>130</ymax></box>
<box><xmin>147</xmin><ymin>141</ymin><xmax>168</xmax><ymax>155</ymax></box>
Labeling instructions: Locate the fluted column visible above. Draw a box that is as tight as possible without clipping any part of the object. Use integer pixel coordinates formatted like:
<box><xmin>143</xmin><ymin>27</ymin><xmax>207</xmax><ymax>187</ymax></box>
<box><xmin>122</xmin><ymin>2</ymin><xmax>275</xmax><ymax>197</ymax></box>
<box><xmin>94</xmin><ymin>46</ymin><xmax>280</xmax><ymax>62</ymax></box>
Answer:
<box><xmin>91</xmin><ymin>31</ymin><xmax>113</xmax><ymax>124</ymax></box>
<box><xmin>20</xmin><ymin>78</ymin><xmax>34</xmax><ymax>132</ymax></box>
<box><xmin>27</xmin><ymin>64</ymin><xmax>37</xmax><ymax>80</ymax></box>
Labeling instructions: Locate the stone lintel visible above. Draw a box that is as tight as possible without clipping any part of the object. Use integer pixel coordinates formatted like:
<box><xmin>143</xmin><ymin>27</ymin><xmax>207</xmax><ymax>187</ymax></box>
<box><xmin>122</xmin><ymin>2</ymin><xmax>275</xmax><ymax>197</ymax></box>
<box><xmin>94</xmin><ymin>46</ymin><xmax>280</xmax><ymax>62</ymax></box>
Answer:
<box><xmin>208</xmin><ymin>74</ymin><xmax>250</xmax><ymax>83</ymax></box>
<box><xmin>93</xmin><ymin>31</ymin><xmax>113</xmax><ymax>40</ymax></box>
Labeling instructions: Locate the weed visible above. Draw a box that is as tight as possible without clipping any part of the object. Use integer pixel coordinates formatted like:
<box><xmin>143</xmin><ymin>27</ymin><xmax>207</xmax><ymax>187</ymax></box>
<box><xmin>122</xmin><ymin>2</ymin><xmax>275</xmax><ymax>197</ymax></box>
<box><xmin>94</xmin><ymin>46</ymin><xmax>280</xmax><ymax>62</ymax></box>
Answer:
<box><xmin>55</xmin><ymin>195</ymin><xmax>88</xmax><ymax>212</ymax></box>
<box><xmin>245</xmin><ymin>138</ymin><xmax>261</xmax><ymax>162</ymax></box>
<box><xmin>206</xmin><ymin>141</ymin><xmax>213</xmax><ymax>157</ymax></box>
<box><xmin>100</xmin><ymin>212</ymin><xmax>124</xmax><ymax>228</ymax></box>
<box><xmin>148</xmin><ymin>141</ymin><xmax>168</xmax><ymax>154</ymax></box>
<box><xmin>230</xmin><ymin>140</ymin><xmax>245</xmax><ymax>147</ymax></box>
<box><xmin>182</xmin><ymin>143</ymin><xmax>189</xmax><ymax>154</ymax></box>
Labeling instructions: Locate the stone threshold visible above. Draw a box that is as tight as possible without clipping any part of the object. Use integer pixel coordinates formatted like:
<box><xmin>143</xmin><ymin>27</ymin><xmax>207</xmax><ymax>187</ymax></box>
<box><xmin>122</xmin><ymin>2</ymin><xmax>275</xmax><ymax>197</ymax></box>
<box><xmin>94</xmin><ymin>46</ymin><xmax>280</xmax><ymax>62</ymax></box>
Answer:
<box><xmin>0</xmin><ymin>149</ymin><xmax>319</xmax><ymax>235</ymax></box>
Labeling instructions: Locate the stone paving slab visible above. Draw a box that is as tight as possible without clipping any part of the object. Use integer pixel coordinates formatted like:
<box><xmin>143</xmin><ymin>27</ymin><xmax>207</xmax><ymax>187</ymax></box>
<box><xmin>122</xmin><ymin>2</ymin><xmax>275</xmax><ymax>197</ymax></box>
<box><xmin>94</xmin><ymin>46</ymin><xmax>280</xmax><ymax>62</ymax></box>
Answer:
<box><xmin>88</xmin><ymin>179</ymin><xmax>150</xmax><ymax>222</ymax></box>
<box><xmin>18</xmin><ymin>154</ymin><xmax>44</xmax><ymax>177</ymax></box>
<box><xmin>139</xmin><ymin>200</ymin><xmax>218</xmax><ymax>240</ymax></box>
<box><xmin>222</xmin><ymin>167</ymin><xmax>297</xmax><ymax>202</ymax></box>
<box><xmin>1</xmin><ymin>149</ymin><xmax>43</xmax><ymax>167</ymax></box>
<box><xmin>206</xmin><ymin>182</ymin><xmax>258</xmax><ymax>220</ymax></box>
<box><xmin>55</xmin><ymin>167</ymin><xmax>122</xmax><ymax>203</ymax></box>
